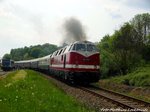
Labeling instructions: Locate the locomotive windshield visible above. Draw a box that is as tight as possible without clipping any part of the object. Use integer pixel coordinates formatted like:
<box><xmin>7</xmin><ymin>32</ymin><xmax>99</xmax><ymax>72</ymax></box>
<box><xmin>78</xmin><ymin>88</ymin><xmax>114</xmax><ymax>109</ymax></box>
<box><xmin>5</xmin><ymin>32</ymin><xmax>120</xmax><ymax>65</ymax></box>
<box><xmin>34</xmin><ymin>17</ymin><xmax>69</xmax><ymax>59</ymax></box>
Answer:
<box><xmin>72</xmin><ymin>43</ymin><xmax>98</xmax><ymax>52</ymax></box>
<box><xmin>75</xmin><ymin>44</ymin><xmax>86</xmax><ymax>51</ymax></box>
<box><xmin>2</xmin><ymin>60</ymin><xmax>10</xmax><ymax>66</ymax></box>
<box><xmin>87</xmin><ymin>44</ymin><xmax>98</xmax><ymax>51</ymax></box>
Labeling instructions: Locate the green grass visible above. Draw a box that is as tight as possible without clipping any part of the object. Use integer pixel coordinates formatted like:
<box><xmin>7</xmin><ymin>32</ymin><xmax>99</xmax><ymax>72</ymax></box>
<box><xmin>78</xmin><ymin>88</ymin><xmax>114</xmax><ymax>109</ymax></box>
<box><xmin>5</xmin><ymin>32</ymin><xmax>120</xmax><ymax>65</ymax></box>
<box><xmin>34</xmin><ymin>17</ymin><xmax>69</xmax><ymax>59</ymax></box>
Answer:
<box><xmin>98</xmin><ymin>66</ymin><xmax>150</xmax><ymax>102</ymax></box>
<box><xmin>107</xmin><ymin>66</ymin><xmax>150</xmax><ymax>87</ymax></box>
<box><xmin>0</xmin><ymin>70</ymin><xmax>93</xmax><ymax>112</ymax></box>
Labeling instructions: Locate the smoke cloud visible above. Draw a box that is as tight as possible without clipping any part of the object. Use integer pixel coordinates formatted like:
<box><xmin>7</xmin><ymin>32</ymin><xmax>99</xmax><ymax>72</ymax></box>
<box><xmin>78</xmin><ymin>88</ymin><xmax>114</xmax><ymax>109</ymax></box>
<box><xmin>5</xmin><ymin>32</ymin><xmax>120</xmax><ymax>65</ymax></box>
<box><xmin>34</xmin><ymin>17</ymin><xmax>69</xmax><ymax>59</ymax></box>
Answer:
<box><xmin>62</xmin><ymin>18</ymin><xmax>87</xmax><ymax>45</ymax></box>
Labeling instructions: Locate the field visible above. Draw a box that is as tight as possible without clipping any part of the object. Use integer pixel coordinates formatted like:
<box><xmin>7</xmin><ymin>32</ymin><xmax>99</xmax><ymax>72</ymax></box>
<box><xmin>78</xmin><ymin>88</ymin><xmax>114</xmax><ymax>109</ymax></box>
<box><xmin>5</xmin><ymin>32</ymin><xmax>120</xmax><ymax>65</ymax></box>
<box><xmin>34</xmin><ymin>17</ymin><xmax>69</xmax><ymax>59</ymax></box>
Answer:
<box><xmin>0</xmin><ymin>70</ymin><xmax>93</xmax><ymax>112</ymax></box>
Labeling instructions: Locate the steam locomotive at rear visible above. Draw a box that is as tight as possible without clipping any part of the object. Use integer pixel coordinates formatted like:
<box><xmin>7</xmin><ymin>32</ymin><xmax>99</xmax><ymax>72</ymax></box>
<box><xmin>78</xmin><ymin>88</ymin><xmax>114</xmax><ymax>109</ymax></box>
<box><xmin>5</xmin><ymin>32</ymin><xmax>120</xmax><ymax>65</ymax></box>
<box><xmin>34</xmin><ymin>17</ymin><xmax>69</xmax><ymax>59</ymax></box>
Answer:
<box><xmin>14</xmin><ymin>41</ymin><xmax>100</xmax><ymax>84</ymax></box>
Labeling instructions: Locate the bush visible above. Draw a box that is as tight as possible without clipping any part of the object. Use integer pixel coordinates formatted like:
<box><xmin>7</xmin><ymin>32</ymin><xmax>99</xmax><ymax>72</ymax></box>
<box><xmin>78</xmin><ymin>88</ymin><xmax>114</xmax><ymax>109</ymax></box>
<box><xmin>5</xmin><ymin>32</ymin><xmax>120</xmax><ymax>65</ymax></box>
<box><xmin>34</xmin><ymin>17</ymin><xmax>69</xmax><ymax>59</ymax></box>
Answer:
<box><xmin>108</xmin><ymin>66</ymin><xmax>150</xmax><ymax>87</ymax></box>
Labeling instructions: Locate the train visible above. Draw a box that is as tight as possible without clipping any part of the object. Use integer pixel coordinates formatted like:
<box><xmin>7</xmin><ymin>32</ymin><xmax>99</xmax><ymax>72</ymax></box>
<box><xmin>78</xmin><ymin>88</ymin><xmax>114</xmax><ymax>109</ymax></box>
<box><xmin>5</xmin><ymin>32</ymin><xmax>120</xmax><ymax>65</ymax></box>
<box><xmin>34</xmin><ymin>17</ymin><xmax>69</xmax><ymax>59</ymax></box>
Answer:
<box><xmin>2</xmin><ymin>41</ymin><xmax>100</xmax><ymax>84</ymax></box>
<box><xmin>0</xmin><ymin>59</ymin><xmax>14</xmax><ymax>71</ymax></box>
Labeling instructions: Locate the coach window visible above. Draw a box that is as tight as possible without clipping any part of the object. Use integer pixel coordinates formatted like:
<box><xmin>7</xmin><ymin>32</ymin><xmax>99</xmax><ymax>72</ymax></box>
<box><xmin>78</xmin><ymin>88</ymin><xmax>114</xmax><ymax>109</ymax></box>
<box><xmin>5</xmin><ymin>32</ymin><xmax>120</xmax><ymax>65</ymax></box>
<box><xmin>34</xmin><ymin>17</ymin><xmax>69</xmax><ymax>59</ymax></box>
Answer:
<box><xmin>53</xmin><ymin>52</ymin><xmax>56</xmax><ymax>57</ymax></box>
<box><xmin>55</xmin><ymin>51</ymin><xmax>57</xmax><ymax>56</ymax></box>
<box><xmin>62</xmin><ymin>47</ymin><xmax>66</xmax><ymax>53</ymax></box>
<box><xmin>69</xmin><ymin>44</ymin><xmax>73</xmax><ymax>51</ymax></box>
<box><xmin>56</xmin><ymin>50</ymin><xmax>59</xmax><ymax>56</ymax></box>
<box><xmin>55</xmin><ymin>51</ymin><xmax>59</xmax><ymax>56</ymax></box>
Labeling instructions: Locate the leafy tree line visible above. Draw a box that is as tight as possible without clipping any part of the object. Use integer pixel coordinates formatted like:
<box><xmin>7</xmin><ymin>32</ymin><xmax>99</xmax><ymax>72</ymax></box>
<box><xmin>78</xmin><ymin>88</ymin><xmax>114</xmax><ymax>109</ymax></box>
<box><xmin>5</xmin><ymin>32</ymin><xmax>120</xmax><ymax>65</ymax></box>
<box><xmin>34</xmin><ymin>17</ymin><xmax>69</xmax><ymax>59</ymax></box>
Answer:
<box><xmin>98</xmin><ymin>13</ymin><xmax>150</xmax><ymax>78</ymax></box>
<box><xmin>3</xmin><ymin>43</ymin><xmax>58</xmax><ymax>61</ymax></box>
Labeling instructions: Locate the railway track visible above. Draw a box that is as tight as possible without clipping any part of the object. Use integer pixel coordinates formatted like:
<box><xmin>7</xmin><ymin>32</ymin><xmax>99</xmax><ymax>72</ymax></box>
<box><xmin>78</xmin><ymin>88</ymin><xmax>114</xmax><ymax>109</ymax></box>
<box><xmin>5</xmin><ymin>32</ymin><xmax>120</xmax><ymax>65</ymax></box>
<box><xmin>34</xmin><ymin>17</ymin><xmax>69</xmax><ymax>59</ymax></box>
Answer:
<box><xmin>0</xmin><ymin>70</ymin><xmax>8</xmax><ymax>77</ymax></box>
<box><xmin>42</xmin><ymin>73</ymin><xmax>150</xmax><ymax>111</ymax></box>
<box><xmin>78</xmin><ymin>85</ymin><xmax>150</xmax><ymax>111</ymax></box>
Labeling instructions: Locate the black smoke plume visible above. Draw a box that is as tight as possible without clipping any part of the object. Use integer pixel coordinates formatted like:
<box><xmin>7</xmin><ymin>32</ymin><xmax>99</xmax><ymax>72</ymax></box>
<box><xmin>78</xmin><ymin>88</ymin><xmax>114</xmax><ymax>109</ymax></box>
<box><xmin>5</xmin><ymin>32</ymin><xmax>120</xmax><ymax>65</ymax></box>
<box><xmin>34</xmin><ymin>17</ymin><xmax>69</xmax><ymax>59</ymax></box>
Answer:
<box><xmin>62</xmin><ymin>18</ymin><xmax>87</xmax><ymax>45</ymax></box>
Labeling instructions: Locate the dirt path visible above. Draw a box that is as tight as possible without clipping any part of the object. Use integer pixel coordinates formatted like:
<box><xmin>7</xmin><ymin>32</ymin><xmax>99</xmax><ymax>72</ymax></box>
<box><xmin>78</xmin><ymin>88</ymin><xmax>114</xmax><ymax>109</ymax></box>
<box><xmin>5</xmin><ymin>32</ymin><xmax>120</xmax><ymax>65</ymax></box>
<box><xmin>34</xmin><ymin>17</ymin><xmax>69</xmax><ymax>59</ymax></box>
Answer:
<box><xmin>12</xmin><ymin>70</ymin><xmax>27</xmax><ymax>81</ymax></box>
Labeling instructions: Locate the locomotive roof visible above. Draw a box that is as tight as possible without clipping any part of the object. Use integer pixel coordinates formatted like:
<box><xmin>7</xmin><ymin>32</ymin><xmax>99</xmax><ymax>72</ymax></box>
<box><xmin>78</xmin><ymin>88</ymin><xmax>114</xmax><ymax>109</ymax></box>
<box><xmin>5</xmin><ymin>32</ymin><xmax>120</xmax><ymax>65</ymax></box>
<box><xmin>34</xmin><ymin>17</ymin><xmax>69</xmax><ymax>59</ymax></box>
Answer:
<box><xmin>15</xmin><ymin>54</ymin><xmax>52</xmax><ymax>64</ymax></box>
<box><xmin>73</xmin><ymin>41</ymin><xmax>93</xmax><ymax>44</ymax></box>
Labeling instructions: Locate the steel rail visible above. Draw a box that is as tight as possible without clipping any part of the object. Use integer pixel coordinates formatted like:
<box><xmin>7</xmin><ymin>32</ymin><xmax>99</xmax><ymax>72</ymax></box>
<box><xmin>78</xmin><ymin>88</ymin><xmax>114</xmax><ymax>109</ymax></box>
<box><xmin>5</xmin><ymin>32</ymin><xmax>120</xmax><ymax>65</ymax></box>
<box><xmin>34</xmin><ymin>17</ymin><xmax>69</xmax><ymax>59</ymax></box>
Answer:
<box><xmin>78</xmin><ymin>86</ymin><xmax>149</xmax><ymax>112</ymax></box>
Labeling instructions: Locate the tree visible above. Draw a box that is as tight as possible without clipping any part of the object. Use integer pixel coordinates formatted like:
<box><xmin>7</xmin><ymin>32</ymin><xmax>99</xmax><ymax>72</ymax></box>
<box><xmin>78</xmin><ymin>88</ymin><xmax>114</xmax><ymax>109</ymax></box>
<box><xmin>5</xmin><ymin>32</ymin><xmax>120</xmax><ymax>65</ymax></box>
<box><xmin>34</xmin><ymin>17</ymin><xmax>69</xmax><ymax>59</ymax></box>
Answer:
<box><xmin>3</xmin><ymin>54</ymin><xmax>11</xmax><ymax>59</ymax></box>
<box><xmin>98</xmin><ymin>35</ymin><xmax>120</xmax><ymax>78</ymax></box>
<box><xmin>112</xmin><ymin>23</ymin><xmax>142</xmax><ymax>74</ymax></box>
<box><xmin>131</xmin><ymin>13</ymin><xmax>150</xmax><ymax>44</ymax></box>
<box><xmin>98</xmin><ymin>13</ymin><xmax>150</xmax><ymax>77</ymax></box>
<box><xmin>4</xmin><ymin>43</ymin><xmax>58</xmax><ymax>61</ymax></box>
<box><xmin>130</xmin><ymin>13</ymin><xmax>150</xmax><ymax>61</ymax></box>
<box><xmin>30</xmin><ymin>48</ymin><xmax>42</xmax><ymax>58</ymax></box>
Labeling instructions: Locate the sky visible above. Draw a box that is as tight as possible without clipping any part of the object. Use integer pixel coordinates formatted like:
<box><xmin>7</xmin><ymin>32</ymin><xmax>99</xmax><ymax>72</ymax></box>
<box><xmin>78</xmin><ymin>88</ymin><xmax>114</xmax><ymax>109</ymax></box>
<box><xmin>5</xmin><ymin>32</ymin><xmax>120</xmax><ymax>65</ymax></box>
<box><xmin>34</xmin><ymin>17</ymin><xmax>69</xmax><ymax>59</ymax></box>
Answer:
<box><xmin>0</xmin><ymin>0</ymin><xmax>150</xmax><ymax>57</ymax></box>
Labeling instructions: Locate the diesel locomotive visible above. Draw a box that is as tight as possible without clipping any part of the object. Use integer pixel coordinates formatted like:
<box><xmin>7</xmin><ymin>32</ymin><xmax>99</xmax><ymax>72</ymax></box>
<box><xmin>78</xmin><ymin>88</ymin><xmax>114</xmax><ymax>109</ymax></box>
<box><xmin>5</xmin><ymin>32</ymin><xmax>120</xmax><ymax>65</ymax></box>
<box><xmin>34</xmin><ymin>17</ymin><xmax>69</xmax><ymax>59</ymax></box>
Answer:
<box><xmin>1</xmin><ymin>59</ymin><xmax>14</xmax><ymax>71</ymax></box>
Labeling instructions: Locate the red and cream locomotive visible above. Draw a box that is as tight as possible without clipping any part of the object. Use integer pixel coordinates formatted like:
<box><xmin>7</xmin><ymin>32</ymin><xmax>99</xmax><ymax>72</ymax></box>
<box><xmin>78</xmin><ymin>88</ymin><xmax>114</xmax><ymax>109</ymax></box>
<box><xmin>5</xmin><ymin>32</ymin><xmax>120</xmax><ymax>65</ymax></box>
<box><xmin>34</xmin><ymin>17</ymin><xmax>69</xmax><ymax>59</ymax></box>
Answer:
<box><xmin>15</xmin><ymin>41</ymin><xmax>100</xmax><ymax>84</ymax></box>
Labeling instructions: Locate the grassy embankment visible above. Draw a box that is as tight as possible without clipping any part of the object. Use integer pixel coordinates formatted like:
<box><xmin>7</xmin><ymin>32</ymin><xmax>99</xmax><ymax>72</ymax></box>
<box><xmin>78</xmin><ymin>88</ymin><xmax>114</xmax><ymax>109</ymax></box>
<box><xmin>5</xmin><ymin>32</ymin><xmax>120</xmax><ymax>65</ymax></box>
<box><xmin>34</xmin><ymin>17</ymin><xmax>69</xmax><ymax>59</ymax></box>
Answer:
<box><xmin>0</xmin><ymin>70</ymin><xmax>93</xmax><ymax>112</ymax></box>
<box><xmin>99</xmin><ymin>65</ymin><xmax>150</xmax><ymax>102</ymax></box>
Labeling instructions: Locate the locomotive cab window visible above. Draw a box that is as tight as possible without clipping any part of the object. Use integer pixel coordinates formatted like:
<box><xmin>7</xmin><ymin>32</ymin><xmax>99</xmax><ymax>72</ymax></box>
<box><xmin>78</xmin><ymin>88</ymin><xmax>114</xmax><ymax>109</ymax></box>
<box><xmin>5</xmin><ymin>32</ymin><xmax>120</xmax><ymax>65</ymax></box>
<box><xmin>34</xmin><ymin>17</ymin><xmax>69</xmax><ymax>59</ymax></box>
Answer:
<box><xmin>62</xmin><ymin>47</ymin><xmax>67</xmax><ymax>53</ymax></box>
<box><xmin>87</xmin><ymin>44</ymin><xmax>98</xmax><ymax>52</ymax></box>
<box><xmin>59</xmin><ymin>49</ymin><xmax>63</xmax><ymax>55</ymax></box>
<box><xmin>73</xmin><ymin>43</ymin><xmax>98</xmax><ymax>52</ymax></box>
<box><xmin>73</xmin><ymin>44</ymin><xmax>86</xmax><ymax>51</ymax></box>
